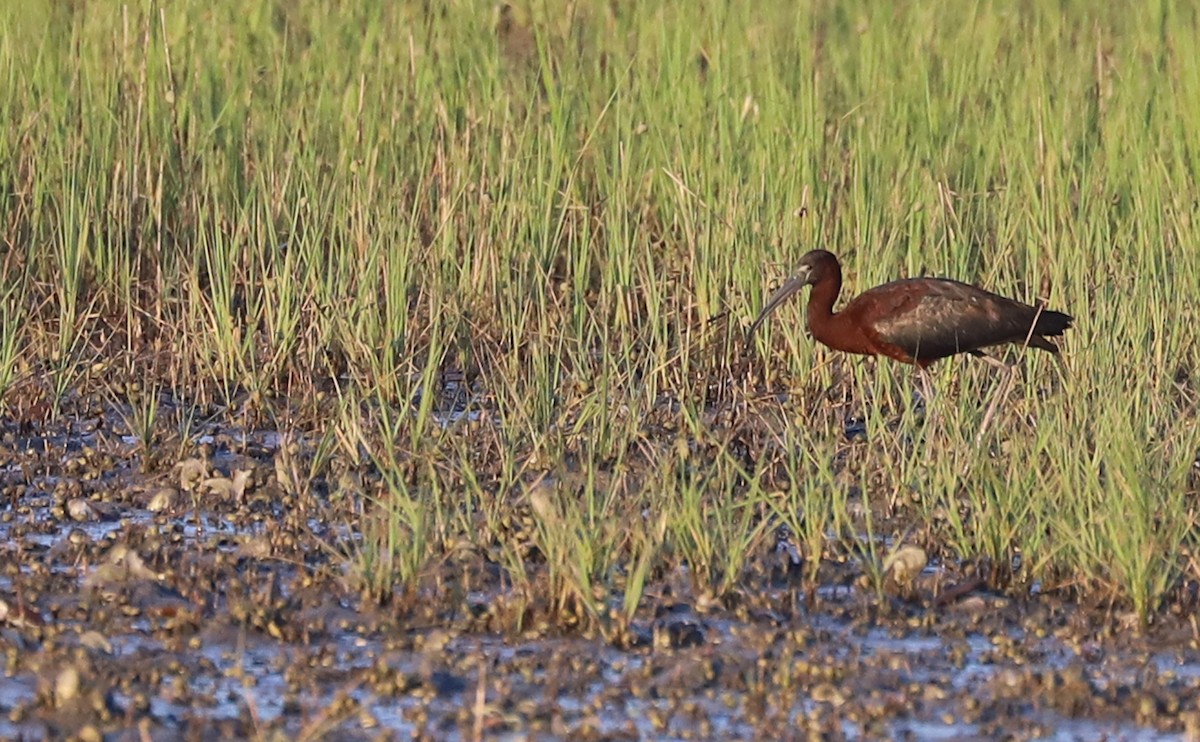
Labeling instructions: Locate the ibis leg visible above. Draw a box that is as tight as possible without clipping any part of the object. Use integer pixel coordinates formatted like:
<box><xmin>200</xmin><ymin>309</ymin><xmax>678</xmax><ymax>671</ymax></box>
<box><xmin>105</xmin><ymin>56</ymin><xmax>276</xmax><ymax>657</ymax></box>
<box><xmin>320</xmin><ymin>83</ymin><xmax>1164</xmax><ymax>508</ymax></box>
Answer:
<box><xmin>915</xmin><ymin>365</ymin><xmax>937</xmax><ymax>427</ymax></box>
<box><xmin>973</xmin><ymin>353</ymin><xmax>1017</xmax><ymax>446</ymax></box>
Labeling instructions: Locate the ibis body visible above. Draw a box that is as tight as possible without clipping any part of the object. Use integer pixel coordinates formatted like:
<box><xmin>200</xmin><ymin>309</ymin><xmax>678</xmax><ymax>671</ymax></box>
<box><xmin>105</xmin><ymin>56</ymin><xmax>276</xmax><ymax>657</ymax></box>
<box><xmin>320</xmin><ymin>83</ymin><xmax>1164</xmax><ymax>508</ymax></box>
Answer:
<box><xmin>747</xmin><ymin>250</ymin><xmax>1073</xmax><ymax>366</ymax></box>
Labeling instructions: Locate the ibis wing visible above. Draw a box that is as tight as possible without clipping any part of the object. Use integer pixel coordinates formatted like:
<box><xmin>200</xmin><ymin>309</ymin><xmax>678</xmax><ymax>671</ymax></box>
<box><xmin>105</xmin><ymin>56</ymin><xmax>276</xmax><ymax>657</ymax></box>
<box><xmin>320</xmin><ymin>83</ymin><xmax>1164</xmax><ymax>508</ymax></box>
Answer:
<box><xmin>860</xmin><ymin>279</ymin><xmax>1051</xmax><ymax>362</ymax></box>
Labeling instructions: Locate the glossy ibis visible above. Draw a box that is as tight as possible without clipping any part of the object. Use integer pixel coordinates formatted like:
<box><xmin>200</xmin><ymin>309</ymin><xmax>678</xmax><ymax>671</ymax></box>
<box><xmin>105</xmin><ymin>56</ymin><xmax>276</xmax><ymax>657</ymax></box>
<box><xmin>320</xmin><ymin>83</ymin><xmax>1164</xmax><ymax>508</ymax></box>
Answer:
<box><xmin>748</xmin><ymin>249</ymin><xmax>1072</xmax><ymax>438</ymax></box>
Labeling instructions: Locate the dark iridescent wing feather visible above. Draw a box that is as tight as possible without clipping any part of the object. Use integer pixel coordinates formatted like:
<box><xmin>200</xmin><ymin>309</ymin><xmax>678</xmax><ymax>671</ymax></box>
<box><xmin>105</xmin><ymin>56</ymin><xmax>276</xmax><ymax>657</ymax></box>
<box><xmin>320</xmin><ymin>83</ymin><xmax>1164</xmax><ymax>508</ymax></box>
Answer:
<box><xmin>856</xmin><ymin>279</ymin><xmax>1068</xmax><ymax>362</ymax></box>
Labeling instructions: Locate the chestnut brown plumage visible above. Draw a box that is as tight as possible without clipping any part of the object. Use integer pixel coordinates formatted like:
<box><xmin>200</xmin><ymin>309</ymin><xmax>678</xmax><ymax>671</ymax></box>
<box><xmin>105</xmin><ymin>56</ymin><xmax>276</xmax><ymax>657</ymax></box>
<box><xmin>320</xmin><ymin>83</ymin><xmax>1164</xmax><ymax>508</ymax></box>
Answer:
<box><xmin>748</xmin><ymin>249</ymin><xmax>1072</xmax><ymax>364</ymax></box>
<box><xmin>749</xmin><ymin>249</ymin><xmax>1073</xmax><ymax>438</ymax></box>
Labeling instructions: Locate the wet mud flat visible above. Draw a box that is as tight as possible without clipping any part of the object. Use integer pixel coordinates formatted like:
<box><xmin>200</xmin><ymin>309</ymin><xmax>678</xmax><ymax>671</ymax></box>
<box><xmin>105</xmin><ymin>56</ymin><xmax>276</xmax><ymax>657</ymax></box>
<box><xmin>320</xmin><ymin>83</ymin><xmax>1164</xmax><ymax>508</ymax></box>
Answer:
<box><xmin>3</xmin><ymin>417</ymin><xmax>1200</xmax><ymax>741</ymax></box>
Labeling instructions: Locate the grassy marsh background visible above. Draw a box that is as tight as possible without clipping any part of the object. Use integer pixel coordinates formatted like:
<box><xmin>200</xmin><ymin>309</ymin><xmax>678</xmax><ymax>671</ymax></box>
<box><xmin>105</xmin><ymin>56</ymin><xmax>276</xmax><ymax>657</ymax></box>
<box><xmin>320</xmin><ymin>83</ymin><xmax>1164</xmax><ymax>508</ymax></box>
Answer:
<box><xmin>2</xmin><ymin>0</ymin><xmax>1199</xmax><ymax>630</ymax></box>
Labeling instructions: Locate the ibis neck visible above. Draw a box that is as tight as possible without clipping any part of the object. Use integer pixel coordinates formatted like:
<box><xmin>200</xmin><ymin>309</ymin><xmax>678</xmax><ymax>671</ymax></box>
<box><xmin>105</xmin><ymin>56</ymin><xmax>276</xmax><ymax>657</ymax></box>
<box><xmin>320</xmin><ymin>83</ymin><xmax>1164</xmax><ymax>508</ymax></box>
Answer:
<box><xmin>806</xmin><ymin>269</ymin><xmax>842</xmax><ymax>331</ymax></box>
<box><xmin>804</xmin><ymin>262</ymin><xmax>877</xmax><ymax>356</ymax></box>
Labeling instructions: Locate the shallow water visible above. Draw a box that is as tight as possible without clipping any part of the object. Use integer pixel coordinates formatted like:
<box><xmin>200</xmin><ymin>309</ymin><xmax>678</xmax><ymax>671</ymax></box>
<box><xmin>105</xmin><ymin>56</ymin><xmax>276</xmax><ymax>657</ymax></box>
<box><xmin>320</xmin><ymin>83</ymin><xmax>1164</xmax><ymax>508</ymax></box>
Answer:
<box><xmin>2</xmin><ymin>418</ymin><xmax>1199</xmax><ymax>739</ymax></box>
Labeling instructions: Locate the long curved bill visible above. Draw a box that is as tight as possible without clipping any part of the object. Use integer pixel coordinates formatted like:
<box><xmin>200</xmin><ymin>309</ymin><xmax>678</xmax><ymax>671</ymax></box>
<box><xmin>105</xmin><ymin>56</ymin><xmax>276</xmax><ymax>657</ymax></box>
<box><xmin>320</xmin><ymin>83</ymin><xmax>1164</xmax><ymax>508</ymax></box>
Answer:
<box><xmin>746</xmin><ymin>273</ymin><xmax>807</xmax><ymax>342</ymax></box>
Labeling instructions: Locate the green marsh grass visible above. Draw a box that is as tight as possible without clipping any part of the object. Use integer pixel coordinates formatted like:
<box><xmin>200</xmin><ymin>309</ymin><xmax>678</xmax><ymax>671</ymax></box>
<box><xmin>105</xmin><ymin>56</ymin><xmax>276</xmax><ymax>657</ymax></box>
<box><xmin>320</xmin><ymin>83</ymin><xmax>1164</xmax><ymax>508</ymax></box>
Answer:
<box><xmin>3</xmin><ymin>0</ymin><xmax>1200</xmax><ymax>630</ymax></box>
<box><xmin>0</xmin><ymin>283</ymin><xmax>24</xmax><ymax>401</ymax></box>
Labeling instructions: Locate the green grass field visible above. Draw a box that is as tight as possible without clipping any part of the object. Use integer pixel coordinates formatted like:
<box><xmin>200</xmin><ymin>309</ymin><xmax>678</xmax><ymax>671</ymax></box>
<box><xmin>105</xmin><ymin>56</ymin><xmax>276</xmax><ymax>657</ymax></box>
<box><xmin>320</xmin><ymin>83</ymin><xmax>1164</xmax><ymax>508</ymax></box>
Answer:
<box><xmin>3</xmin><ymin>0</ymin><xmax>1199</xmax><ymax>631</ymax></box>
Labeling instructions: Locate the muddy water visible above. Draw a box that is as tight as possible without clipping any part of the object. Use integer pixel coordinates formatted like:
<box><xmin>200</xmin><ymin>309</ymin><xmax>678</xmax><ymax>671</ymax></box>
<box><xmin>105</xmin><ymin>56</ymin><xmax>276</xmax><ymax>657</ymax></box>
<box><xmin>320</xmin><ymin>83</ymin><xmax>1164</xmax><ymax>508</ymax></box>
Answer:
<box><xmin>2</xmin><ymin>420</ymin><xmax>1200</xmax><ymax>740</ymax></box>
